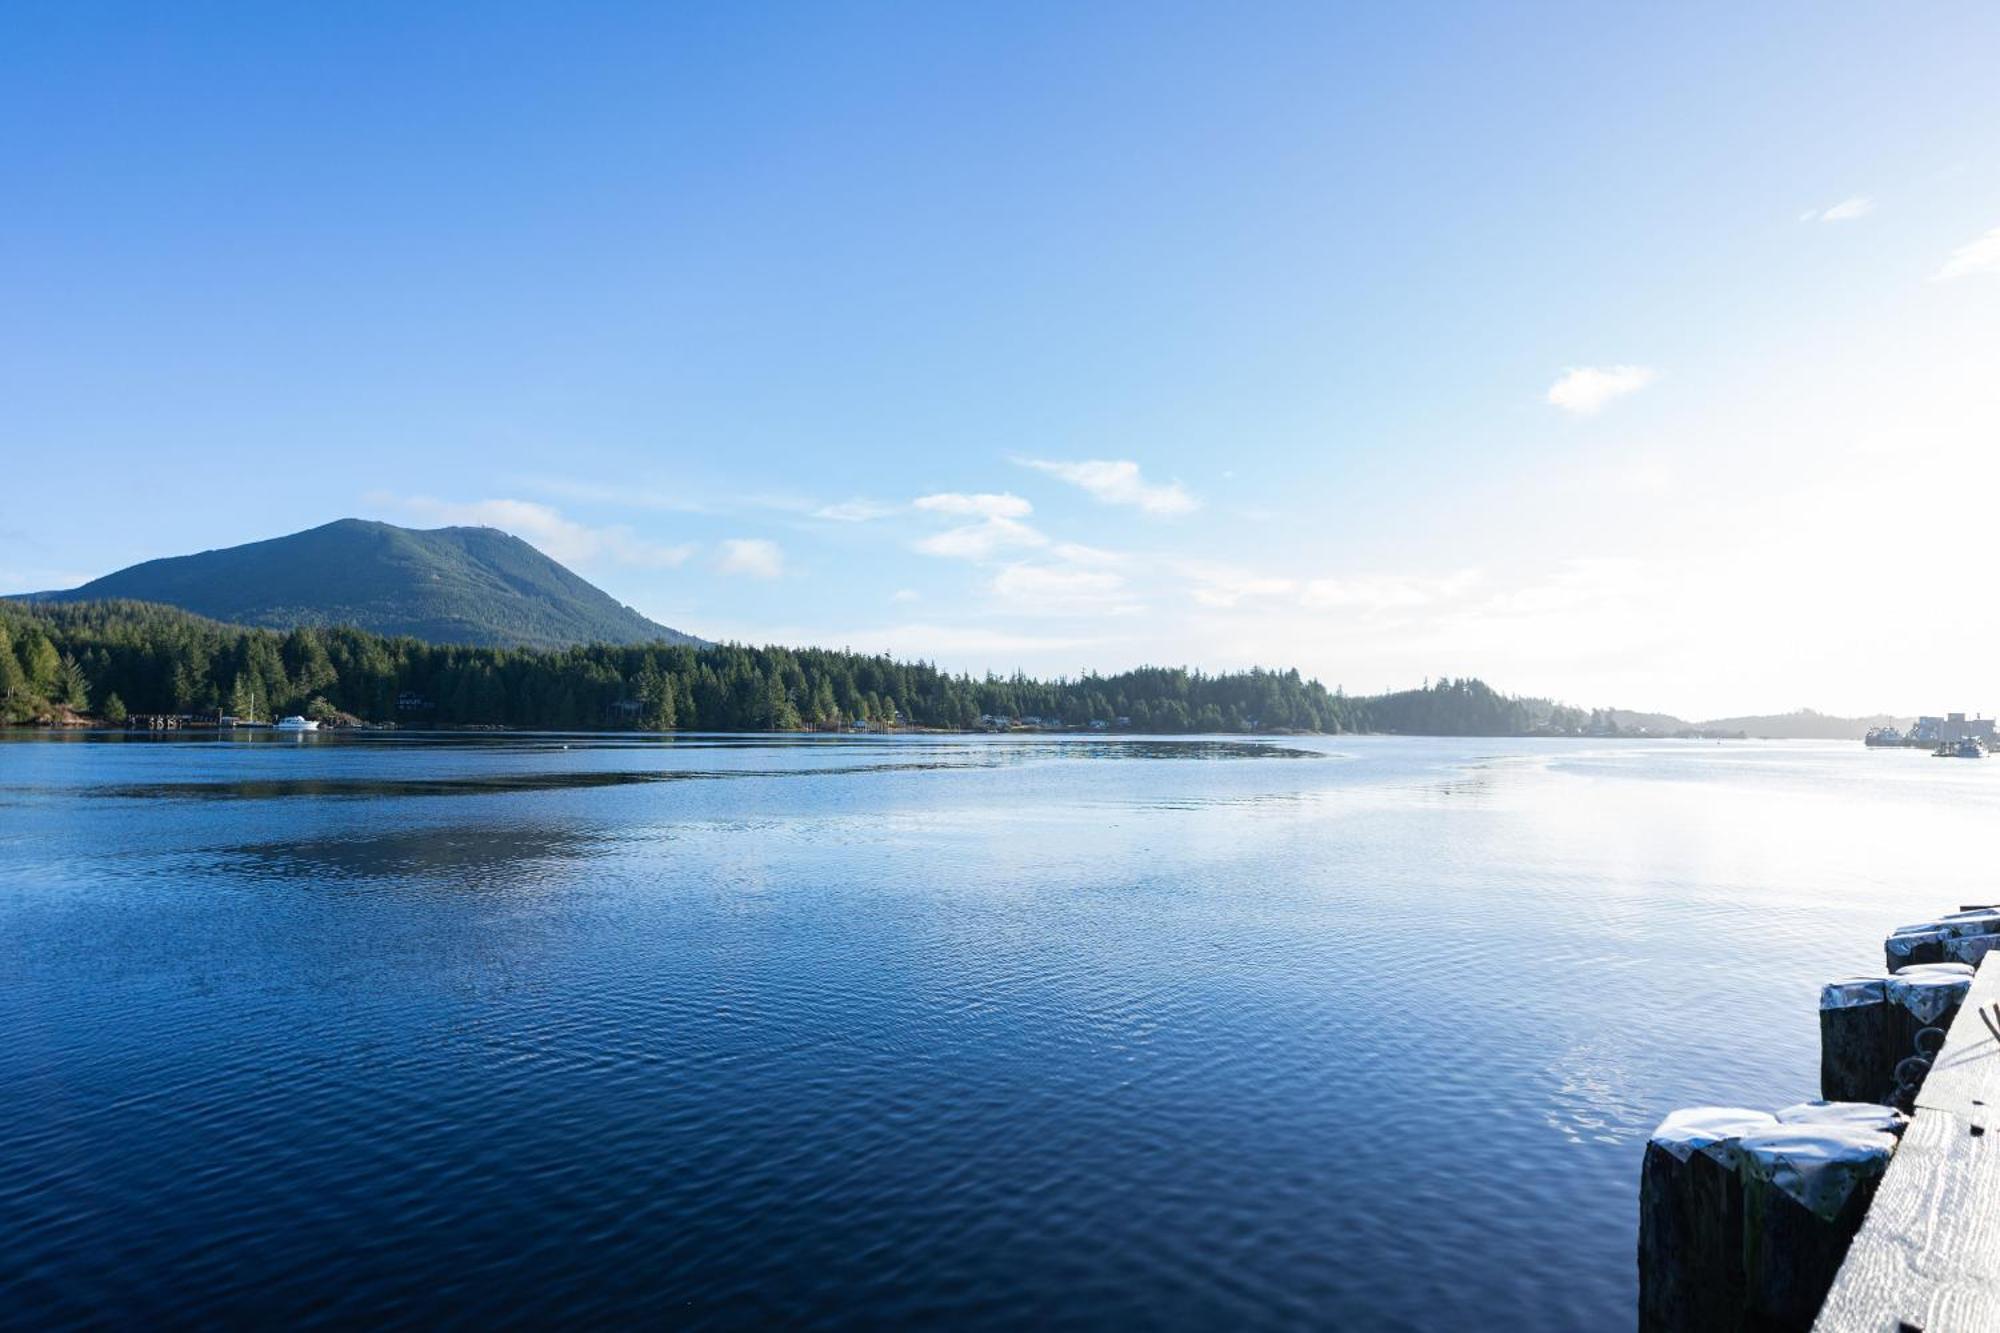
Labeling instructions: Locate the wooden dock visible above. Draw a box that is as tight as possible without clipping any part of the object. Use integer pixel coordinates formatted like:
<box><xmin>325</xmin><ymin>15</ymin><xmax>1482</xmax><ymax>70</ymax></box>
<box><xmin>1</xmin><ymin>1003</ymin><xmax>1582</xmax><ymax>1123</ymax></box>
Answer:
<box><xmin>1815</xmin><ymin>954</ymin><xmax>2000</xmax><ymax>1332</ymax></box>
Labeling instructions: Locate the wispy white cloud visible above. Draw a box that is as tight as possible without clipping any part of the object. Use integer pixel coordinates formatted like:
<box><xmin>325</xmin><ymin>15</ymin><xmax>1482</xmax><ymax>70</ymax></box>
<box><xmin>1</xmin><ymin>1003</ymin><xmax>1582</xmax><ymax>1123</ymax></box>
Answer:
<box><xmin>369</xmin><ymin>494</ymin><xmax>696</xmax><ymax>568</ymax></box>
<box><xmin>813</xmin><ymin>498</ymin><xmax>901</xmax><ymax>522</ymax></box>
<box><xmin>1050</xmin><ymin>540</ymin><xmax>1130</xmax><ymax>567</ymax></box>
<box><xmin>1546</xmin><ymin>365</ymin><xmax>1657</xmax><ymax>415</ymax></box>
<box><xmin>912</xmin><ymin>491</ymin><xmax>1047</xmax><ymax>560</ymax></box>
<box><xmin>679</xmin><ymin>618</ymin><xmax>1118</xmax><ymax>663</ymax></box>
<box><xmin>716</xmin><ymin>538</ymin><xmax>785</xmax><ymax>578</ymax></box>
<box><xmin>1935</xmin><ymin>227</ymin><xmax>2000</xmax><ymax>281</ymax></box>
<box><xmin>913</xmin><ymin>492</ymin><xmax>1033</xmax><ymax>519</ymax></box>
<box><xmin>1169</xmin><ymin>558</ymin><xmax>1480</xmax><ymax>615</ymax></box>
<box><xmin>990</xmin><ymin>562</ymin><xmax>1135</xmax><ymax>613</ymax></box>
<box><xmin>1171</xmin><ymin>560</ymin><xmax>1299</xmax><ymax>609</ymax></box>
<box><xmin>914</xmin><ymin>517</ymin><xmax>1046</xmax><ymax>560</ymax></box>
<box><xmin>1800</xmin><ymin>195</ymin><xmax>1874</xmax><ymax>223</ymax></box>
<box><xmin>891</xmin><ymin>588</ymin><xmax>920</xmax><ymax>603</ymax></box>
<box><xmin>1017</xmin><ymin>458</ymin><xmax>1199</xmax><ymax>516</ymax></box>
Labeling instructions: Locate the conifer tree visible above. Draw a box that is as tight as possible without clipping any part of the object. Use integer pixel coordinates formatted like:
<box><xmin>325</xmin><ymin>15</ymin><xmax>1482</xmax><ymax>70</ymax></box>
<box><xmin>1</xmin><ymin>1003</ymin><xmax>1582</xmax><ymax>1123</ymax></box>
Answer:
<box><xmin>24</xmin><ymin>634</ymin><xmax>61</xmax><ymax>695</ymax></box>
<box><xmin>57</xmin><ymin>654</ymin><xmax>88</xmax><ymax>710</ymax></box>
<box><xmin>0</xmin><ymin>625</ymin><xmax>26</xmax><ymax>702</ymax></box>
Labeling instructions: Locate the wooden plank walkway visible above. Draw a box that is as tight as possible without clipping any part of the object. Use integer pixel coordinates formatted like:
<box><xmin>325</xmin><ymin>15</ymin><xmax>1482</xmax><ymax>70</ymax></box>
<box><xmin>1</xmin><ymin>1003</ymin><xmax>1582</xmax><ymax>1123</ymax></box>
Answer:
<box><xmin>1815</xmin><ymin>956</ymin><xmax>2000</xmax><ymax>1332</ymax></box>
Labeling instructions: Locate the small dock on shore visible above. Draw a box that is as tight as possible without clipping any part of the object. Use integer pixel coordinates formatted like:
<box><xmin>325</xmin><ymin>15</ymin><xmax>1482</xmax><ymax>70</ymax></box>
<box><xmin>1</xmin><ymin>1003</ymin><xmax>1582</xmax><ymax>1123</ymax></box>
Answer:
<box><xmin>1814</xmin><ymin>955</ymin><xmax>2000</xmax><ymax>1331</ymax></box>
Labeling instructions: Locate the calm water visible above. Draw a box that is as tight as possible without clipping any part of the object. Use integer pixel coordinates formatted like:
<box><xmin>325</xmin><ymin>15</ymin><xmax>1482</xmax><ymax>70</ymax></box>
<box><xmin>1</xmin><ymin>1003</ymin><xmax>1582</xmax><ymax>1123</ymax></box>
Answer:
<box><xmin>3</xmin><ymin>732</ymin><xmax>1993</xmax><ymax>1330</ymax></box>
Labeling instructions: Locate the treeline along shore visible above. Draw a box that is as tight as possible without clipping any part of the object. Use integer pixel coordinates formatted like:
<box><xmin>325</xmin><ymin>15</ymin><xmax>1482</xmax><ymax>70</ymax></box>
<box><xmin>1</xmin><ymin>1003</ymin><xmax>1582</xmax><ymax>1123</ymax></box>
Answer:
<box><xmin>1</xmin><ymin>598</ymin><xmax>1596</xmax><ymax>736</ymax></box>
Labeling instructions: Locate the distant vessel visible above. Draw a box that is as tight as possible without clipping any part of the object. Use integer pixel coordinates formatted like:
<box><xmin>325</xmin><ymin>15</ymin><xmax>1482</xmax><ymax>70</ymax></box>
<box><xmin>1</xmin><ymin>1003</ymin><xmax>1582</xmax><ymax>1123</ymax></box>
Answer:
<box><xmin>1864</xmin><ymin>727</ymin><xmax>1904</xmax><ymax>747</ymax></box>
<box><xmin>274</xmin><ymin>716</ymin><xmax>320</xmax><ymax>732</ymax></box>
<box><xmin>1933</xmin><ymin>738</ymin><xmax>1982</xmax><ymax>759</ymax></box>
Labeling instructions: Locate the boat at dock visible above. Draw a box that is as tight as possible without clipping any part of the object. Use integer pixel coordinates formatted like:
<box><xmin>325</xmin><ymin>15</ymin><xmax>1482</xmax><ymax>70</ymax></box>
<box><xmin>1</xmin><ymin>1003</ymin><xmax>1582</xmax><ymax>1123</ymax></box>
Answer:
<box><xmin>1863</xmin><ymin>727</ymin><xmax>1904</xmax><ymax>747</ymax></box>
<box><xmin>274</xmin><ymin>716</ymin><xmax>320</xmax><ymax>732</ymax></box>
<box><xmin>1932</xmin><ymin>738</ymin><xmax>1982</xmax><ymax>758</ymax></box>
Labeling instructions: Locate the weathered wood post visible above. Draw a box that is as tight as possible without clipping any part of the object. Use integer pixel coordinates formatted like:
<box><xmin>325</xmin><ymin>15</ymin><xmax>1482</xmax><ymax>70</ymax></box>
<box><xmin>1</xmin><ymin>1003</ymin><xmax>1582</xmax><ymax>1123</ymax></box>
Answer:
<box><xmin>1639</xmin><ymin>1107</ymin><xmax>1778</xmax><ymax>1331</ymax></box>
<box><xmin>1817</xmin><ymin>978</ymin><xmax>1893</xmax><ymax>1104</ymax></box>
<box><xmin>1882</xmin><ymin>967</ymin><xmax>1972</xmax><ymax>1106</ymax></box>
<box><xmin>1737</xmin><ymin>1123</ymin><xmax>1897</xmax><ymax>1331</ymax></box>
<box><xmin>1814</xmin><ymin>951</ymin><xmax>2000</xmax><ymax>1330</ymax></box>
<box><xmin>1943</xmin><ymin>933</ymin><xmax>2000</xmax><ymax>966</ymax></box>
<box><xmin>1821</xmin><ymin>963</ymin><xmax>1973</xmax><ymax>1107</ymax></box>
<box><xmin>1883</xmin><ymin>911</ymin><xmax>2000</xmax><ymax>971</ymax></box>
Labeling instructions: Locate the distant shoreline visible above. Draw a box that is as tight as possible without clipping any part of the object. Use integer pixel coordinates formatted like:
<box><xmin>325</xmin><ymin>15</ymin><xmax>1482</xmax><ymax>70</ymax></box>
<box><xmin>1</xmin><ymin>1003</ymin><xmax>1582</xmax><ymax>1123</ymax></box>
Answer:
<box><xmin>0</xmin><ymin>598</ymin><xmax>1908</xmax><ymax>741</ymax></box>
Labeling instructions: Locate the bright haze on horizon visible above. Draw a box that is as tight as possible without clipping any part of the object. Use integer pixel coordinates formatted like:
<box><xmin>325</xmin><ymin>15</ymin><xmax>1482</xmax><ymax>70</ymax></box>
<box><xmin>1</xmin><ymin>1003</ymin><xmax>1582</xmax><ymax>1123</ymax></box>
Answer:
<box><xmin>3</xmin><ymin>5</ymin><xmax>1997</xmax><ymax>721</ymax></box>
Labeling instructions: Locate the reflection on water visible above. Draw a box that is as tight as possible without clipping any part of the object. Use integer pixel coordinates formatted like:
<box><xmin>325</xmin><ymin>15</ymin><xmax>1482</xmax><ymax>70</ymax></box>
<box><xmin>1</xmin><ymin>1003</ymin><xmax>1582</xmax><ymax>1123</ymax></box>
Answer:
<box><xmin>221</xmin><ymin>824</ymin><xmax>617</xmax><ymax>886</ymax></box>
<box><xmin>4</xmin><ymin>733</ymin><xmax>1998</xmax><ymax>1329</ymax></box>
<box><xmin>15</xmin><ymin>734</ymin><xmax>1320</xmax><ymax>802</ymax></box>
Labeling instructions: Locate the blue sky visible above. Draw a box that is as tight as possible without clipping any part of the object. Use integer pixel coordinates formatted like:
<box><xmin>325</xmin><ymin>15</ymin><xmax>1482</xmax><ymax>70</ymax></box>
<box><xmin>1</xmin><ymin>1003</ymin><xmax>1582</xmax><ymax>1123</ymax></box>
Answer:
<box><xmin>5</xmin><ymin>3</ymin><xmax>1999</xmax><ymax>716</ymax></box>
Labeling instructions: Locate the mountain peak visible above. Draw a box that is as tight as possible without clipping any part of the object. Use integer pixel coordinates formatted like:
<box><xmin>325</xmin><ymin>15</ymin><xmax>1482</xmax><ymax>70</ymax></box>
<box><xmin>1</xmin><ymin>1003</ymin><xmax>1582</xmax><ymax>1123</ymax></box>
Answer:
<box><xmin>34</xmin><ymin>519</ymin><xmax>703</xmax><ymax>650</ymax></box>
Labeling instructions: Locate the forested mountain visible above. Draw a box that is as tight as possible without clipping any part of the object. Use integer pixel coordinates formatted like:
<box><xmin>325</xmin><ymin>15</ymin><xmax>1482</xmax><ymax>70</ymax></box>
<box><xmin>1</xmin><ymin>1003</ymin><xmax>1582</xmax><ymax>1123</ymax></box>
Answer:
<box><xmin>25</xmin><ymin>519</ymin><xmax>699</xmax><ymax>650</ymax></box>
<box><xmin>0</xmin><ymin>600</ymin><xmax>1357</xmax><ymax>733</ymax></box>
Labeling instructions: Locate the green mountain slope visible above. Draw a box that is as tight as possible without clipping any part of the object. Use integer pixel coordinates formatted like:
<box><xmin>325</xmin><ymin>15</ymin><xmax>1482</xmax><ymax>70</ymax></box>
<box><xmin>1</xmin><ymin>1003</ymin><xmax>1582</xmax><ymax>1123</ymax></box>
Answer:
<box><xmin>31</xmin><ymin>519</ymin><xmax>702</xmax><ymax>649</ymax></box>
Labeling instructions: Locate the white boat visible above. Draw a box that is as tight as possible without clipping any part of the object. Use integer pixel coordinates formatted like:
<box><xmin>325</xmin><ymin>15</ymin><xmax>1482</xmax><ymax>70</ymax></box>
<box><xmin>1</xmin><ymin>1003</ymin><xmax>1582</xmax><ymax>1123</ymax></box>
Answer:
<box><xmin>274</xmin><ymin>716</ymin><xmax>320</xmax><ymax>732</ymax></box>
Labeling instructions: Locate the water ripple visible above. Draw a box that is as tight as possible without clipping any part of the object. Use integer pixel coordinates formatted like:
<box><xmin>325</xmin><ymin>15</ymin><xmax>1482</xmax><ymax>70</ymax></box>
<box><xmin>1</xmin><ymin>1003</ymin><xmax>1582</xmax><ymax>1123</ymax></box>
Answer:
<box><xmin>4</xmin><ymin>736</ymin><xmax>1994</xmax><ymax>1328</ymax></box>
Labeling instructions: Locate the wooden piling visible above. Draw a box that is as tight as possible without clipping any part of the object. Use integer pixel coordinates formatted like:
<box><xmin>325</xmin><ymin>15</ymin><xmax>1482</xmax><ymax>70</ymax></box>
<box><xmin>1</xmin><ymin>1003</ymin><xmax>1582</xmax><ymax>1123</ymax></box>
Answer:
<box><xmin>1642</xmin><ymin>919</ymin><xmax>2000</xmax><ymax>1330</ymax></box>
<box><xmin>1884</xmin><ymin>912</ymin><xmax>2000</xmax><ymax>972</ymax></box>
<box><xmin>1944</xmin><ymin>933</ymin><xmax>2000</xmax><ymax>967</ymax></box>
<box><xmin>1813</xmin><ymin>954</ymin><xmax>2000</xmax><ymax>1331</ymax></box>
<box><xmin>1883</xmin><ymin>969</ymin><xmax>1973</xmax><ymax>1105</ymax></box>
<box><xmin>1818</xmin><ymin>978</ymin><xmax>1894</xmax><ymax>1104</ymax></box>
<box><xmin>1738</xmin><ymin>1124</ymin><xmax>1896</xmax><ymax>1331</ymax></box>
<box><xmin>1640</xmin><ymin>1107</ymin><xmax>1778</xmax><ymax>1331</ymax></box>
